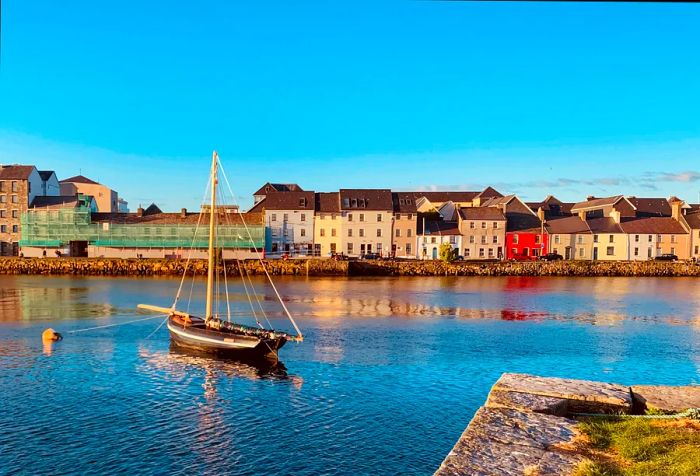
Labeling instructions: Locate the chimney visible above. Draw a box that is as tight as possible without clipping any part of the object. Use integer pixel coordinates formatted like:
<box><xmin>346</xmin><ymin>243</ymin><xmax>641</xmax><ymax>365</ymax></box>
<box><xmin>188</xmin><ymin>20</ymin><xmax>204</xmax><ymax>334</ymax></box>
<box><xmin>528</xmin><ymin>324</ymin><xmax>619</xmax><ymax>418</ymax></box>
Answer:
<box><xmin>670</xmin><ymin>199</ymin><xmax>682</xmax><ymax>221</ymax></box>
<box><xmin>537</xmin><ymin>207</ymin><xmax>545</xmax><ymax>222</ymax></box>
<box><xmin>180</xmin><ymin>208</ymin><xmax>187</xmax><ymax>218</ymax></box>
<box><xmin>578</xmin><ymin>210</ymin><xmax>587</xmax><ymax>221</ymax></box>
<box><xmin>137</xmin><ymin>206</ymin><xmax>144</xmax><ymax>217</ymax></box>
<box><xmin>587</xmin><ymin>195</ymin><xmax>595</xmax><ymax>201</ymax></box>
<box><xmin>610</xmin><ymin>209</ymin><xmax>621</xmax><ymax>224</ymax></box>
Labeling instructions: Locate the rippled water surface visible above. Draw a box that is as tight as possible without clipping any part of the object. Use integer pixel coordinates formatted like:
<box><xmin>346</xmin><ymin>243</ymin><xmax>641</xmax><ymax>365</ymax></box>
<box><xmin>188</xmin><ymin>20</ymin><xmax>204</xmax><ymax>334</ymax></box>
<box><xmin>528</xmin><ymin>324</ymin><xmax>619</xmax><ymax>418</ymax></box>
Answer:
<box><xmin>1</xmin><ymin>275</ymin><xmax>700</xmax><ymax>475</ymax></box>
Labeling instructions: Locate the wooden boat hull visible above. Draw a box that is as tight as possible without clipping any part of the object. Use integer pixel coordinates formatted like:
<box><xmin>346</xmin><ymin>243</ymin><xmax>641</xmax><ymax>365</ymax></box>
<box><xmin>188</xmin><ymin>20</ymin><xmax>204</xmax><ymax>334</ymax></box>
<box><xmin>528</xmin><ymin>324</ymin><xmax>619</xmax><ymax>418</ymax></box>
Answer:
<box><xmin>167</xmin><ymin>316</ymin><xmax>286</xmax><ymax>359</ymax></box>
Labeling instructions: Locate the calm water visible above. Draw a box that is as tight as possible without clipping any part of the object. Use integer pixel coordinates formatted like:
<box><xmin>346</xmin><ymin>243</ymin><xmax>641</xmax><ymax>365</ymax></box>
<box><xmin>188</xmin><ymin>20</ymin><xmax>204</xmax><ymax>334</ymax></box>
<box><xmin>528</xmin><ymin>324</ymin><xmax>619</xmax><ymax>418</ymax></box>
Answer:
<box><xmin>1</xmin><ymin>275</ymin><xmax>700</xmax><ymax>475</ymax></box>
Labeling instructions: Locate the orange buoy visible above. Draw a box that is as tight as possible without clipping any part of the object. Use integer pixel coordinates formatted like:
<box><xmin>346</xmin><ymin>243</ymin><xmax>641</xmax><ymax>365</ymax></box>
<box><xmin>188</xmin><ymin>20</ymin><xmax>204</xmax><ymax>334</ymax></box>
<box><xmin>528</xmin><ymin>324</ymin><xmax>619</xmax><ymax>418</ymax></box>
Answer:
<box><xmin>42</xmin><ymin>328</ymin><xmax>63</xmax><ymax>342</ymax></box>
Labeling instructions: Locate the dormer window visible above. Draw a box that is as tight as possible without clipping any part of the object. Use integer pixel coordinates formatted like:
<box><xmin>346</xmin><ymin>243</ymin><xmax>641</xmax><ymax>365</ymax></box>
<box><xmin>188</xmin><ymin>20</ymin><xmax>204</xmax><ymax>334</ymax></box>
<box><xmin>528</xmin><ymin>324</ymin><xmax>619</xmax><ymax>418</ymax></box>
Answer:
<box><xmin>299</xmin><ymin>198</ymin><xmax>306</xmax><ymax>207</ymax></box>
<box><xmin>351</xmin><ymin>198</ymin><xmax>357</xmax><ymax>208</ymax></box>
<box><xmin>399</xmin><ymin>199</ymin><xmax>405</xmax><ymax>205</ymax></box>
<box><xmin>359</xmin><ymin>199</ymin><xmax>366</xmax><ymax>208</ymax></box>
<box><xmin>342</xmin><ymin>198</ymin><xmax>350</xmax><ymax>207</ymax></box>
<box><xmin>406</xmin><ymin>199</ymin><xmax>411</xmax><ymax>204</ymax></box>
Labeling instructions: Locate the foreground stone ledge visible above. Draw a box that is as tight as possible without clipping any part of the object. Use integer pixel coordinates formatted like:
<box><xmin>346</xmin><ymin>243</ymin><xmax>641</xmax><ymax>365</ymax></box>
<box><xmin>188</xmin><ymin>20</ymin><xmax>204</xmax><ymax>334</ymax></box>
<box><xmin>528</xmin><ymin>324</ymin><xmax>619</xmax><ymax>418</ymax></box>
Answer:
<box><xmin>436</xmin><ymin>373</ymin><xmax>698</xmax><ymax>475</ymax></box>
<box><xmin>631</xmin><ymin>385</ymin><xmax>700</xmax><ymax>413</ymax></box>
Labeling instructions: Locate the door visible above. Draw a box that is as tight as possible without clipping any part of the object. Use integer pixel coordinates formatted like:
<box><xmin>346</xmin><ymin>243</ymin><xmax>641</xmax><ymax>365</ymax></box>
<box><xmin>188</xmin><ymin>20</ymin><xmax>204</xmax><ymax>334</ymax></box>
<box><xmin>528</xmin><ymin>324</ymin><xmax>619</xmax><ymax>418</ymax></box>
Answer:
<box><xmin>432</xmin><ymin>247</ymin><xmax>438</xmax><ymax>259</ymax></box>
<box><xmin>565</xmin><ymin>247</ymin><xmax>571</xmax><ymax>260</ymax></box>
<box><xmin>593</xmin><ymin>247</ymin><xmax>598</xmax><ymax>260</ymax></box>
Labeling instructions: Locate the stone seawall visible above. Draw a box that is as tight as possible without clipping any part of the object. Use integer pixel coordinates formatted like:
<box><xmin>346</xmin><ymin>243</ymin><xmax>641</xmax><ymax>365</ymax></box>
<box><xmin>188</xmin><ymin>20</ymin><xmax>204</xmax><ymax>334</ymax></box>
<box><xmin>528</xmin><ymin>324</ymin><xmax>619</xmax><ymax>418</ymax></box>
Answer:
<box><xmin>435</xmin><ymin>373</ymin><xmax>700</xmax><ymax>476</ymax></box>
<box><xmin>0</xmin><ymin>257</ymin><xmax>699</xmax><ymax>277</ymax></box>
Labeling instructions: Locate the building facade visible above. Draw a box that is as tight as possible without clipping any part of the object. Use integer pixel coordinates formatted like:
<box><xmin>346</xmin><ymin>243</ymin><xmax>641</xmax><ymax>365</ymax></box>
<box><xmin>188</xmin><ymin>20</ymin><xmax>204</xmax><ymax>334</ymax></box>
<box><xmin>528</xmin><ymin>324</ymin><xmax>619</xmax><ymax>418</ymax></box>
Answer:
<box><xmin>391</xmin><ymin>192</ymin><xmax>418</xmax><ymax>258</ymax></box>
<box><xmin>340</xmin><ymin>189</ymin><xmax>393</xmax><ymax>257</ymax></box>
<box><xmin>456</xmin><ymin>207</ymin><xmax>507</xmax><ymax>260</ymax></box>
<box><xmin>249</xmin><ymin>191</ymin><xmax>315</xmax><ymax>256</ymax></box>
<box><xmin>60</xmin><ymin>175</ymin><xmax>120</xmax><ymax>213</ymax></box>
<box><xmin>313</xmin><ymin>192</ymin><xmax>343</xmax><ymax>257</ymax></box>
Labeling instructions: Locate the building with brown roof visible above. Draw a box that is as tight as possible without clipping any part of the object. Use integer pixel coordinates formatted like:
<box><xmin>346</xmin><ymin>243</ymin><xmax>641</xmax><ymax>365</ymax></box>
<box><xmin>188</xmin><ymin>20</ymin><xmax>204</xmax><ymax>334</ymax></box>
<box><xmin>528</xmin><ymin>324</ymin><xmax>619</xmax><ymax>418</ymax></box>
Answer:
<box><xmin>526</xmin><ymin>195</ymin><xmax>574</xmax><ymax>219</ymax></box>
<box><xmin>418</xmin><ymin>220</ymin><xmax>462</xmax><ymax>260</ymax></box>
<box><xmin>252</xmin><ymin>182</ymin><xmax>304</xmax><ymax>205</ymax></box>
<box><xmin>586</xmin><ymin>217</ymin><xmax>628</xmax><ymax>261</ymax></box>
<box><xmin>313</xmin><ymin>192</ymin><xmax>342</xmax><ymax>257</ymax></box>
<box><xmin>545</xmin><ymin>215</ymin><xmax>592</xmax><ymax>260</ymax></box>
<box><xmin>1</xmin><ymin>164</ymin><xmax>59</xmax><ymax>255</ymax></box>
<box><xmin>249</xmin><ymin>191</ymin><xmax>315</xmax><ymax>256</ymax></box>
<box><xmin>620</xmin><ymin>216</ymin><xmax>689</xmax><ymax>260</ymax></box>
<box><xmin>455</xmin><ymin>206</ymin><xmax>506</xmax><ymax>260</ymax></box>
<box><xmin>571</xmin><ymin>195</ymin><xmax>636</xmax><ymax>221</ymax></box>
<box><xmin>683</xmin><ymin>211</ymin><xmax>700</xmax><ymax>260</ymax></box>
<box><xmin>392</xmin><ymin>192</ymin><xmax>418</xmax><ymax>258</ymax></box>
<box><xmin>60</xmin><ymin>174</ymin><xmax>120</xmax><ymax>213</ymax></box>
<box><xmin>339</xmin><ymin>189</ymin><xmax>394</xmax><ymax>257</ymax></box>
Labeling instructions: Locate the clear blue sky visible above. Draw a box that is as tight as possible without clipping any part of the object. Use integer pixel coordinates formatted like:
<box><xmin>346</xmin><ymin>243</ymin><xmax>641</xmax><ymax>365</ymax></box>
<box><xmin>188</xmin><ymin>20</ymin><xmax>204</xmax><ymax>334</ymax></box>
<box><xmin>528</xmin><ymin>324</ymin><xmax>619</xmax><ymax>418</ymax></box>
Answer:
<box><xmin>2</xmin><ymin>1</ymin><xmax>700</xmax><ymax>210</ymax></box>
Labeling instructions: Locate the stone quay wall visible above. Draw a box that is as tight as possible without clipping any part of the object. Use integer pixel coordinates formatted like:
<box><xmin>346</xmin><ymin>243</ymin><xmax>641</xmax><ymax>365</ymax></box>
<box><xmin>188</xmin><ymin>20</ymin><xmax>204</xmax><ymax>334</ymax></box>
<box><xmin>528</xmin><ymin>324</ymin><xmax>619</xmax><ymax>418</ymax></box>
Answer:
<box><xmin>1</xmin><ymin>257</ymin><xmax>700</xmax><ymax>277</ymax></box>
<box><xmin>435</xmin><ymin>373</ymin><xmax>700</xmax><ymax>476</ymax></box>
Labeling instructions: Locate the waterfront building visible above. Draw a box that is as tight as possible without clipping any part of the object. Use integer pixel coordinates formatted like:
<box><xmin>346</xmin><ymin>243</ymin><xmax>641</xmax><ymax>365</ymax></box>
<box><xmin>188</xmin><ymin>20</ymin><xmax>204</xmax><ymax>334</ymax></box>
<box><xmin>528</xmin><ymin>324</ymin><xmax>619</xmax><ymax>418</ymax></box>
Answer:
<box><xmin>339</xmin><ymin>189</ymin><xmax>393</xmax><ymax>257</ymax></box>
<box><xmin>418</xmin><ymin>221</ymin><xmax>462</xmax><ymax>260</ymax></box>
<box><xmin>59</xmin><ymin>175</ymin><xmax>121</xmax><ymax>213</ymax></box>
<box><xmin>252</xmin><ymin>182</ymin><xmax>304</xmax><ymax>206</ymax></box>
<box><xmin>0</xmin><ymin>165</ymin><xmax>60</xmax><ymax>256</ymax></box>
<box><xmin>684</xmin><ymin>210</ymin><xmax>700</xmax><ymax>260</ymax></box>
<box><xmin>248</xmin><ymin>191</ymin><xmax>315</xmax><ymax>256</ymax></box>
<box><xmin>313</xmin><ymin>192</ymin><xmax>343</xmax><ymax>257</ymax></box>
<box><xmin>456</xmin><ymin>206</ymin><xmax>507</xmax><ymax>260</ymax></box>
<box><xmin>619</xmin><ymin>216</ymin><xmax>689</xmax><ymax>260</ymax></box>
<box><xmin>586</xmin><ymin>217</ymin><xmax>628</xmax><ymax>261</ymax></box>
<box><xmin>391</xmin><ymin>192</ymin><xmax>418</xmax><ymax>258</ymax></box>
<box><xmin>545</xmin><ymin>215</ymin><xmax>592</xmax><ymax>260</ymax></box>
<box><xmin>478</xmin><ymin>195</ymin><xmax>543</xmax><ymax>260</ymax></box>
<box><xmin>19</xmin><ymin>200</ymin><xmax>264</xmax><ymax>258</ymax></box>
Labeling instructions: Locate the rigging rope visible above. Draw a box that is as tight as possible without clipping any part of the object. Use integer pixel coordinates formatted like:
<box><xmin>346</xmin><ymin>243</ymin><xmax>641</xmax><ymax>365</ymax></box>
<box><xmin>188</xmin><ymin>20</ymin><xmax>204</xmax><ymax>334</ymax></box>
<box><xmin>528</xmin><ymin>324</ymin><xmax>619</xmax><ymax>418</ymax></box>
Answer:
<box><xmin>218</xmin><ymin>160</ymin><xmax>304</xmax><ymax>340</ymax></box>
<box><xmin>67</xmin><ymin>315</ymin><xmax>166</xmax><ymax>334</ymax></box>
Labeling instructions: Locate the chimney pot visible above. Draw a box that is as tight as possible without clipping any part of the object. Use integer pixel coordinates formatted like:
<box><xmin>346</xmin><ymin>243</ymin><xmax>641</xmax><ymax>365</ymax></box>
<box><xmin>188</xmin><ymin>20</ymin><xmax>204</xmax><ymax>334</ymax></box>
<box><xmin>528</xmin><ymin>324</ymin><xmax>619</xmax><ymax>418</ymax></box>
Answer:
<box><xmin>587</xmin><ymin>195</ymin><xmax>595</xmax><ymax>201</ymax></box>
<box><xmin>137</xmin><ymin>207</ymin><xmax>144</xmax><ymax>217</ymax></box>
<box><xmin>180</xmin><ymin>208</ymin><xmax>187</xmax><ymax>218</ymax></box>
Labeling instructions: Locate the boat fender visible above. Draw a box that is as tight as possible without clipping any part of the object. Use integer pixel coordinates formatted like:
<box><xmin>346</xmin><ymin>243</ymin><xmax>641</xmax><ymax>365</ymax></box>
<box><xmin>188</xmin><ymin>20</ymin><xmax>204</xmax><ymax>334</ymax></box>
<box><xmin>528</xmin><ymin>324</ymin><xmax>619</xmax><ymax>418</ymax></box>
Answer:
<box><xmin>42</xmin><ymin>328</ymin><xmax>63</xmax><ymax>342</ymax></box>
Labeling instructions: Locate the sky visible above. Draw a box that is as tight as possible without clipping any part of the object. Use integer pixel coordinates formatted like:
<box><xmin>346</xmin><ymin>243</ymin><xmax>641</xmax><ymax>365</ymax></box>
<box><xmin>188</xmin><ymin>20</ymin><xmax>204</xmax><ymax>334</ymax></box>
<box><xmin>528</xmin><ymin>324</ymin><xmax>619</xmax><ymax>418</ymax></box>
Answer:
<box><xmin>1</xmin><ymin>1</ymin><xmax>700</xmax><ymax>211</ymax></box>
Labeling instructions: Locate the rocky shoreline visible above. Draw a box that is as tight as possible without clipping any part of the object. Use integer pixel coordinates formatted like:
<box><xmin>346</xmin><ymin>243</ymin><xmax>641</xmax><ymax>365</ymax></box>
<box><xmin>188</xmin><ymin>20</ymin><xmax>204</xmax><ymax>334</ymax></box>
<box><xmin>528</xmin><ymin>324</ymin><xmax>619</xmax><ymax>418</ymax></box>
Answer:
<box><xmin>435</xmin><ymin>373</ymin><xmax>700</xmax><ymax>475</ymax></box>
<box><xmin>1</xmin><ymin>257</ymin><xmax>700</xmax><ymax>277</ymax></box>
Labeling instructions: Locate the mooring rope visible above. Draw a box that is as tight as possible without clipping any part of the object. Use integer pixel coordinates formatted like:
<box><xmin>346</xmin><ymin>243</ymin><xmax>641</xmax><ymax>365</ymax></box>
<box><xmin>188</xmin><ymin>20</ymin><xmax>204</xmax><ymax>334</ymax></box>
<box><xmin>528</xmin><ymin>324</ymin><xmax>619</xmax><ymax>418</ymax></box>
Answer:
<box><xmin>67</xmin><ymin>315</ymin><xmax>167</xmax><ymax>334</ymax></box>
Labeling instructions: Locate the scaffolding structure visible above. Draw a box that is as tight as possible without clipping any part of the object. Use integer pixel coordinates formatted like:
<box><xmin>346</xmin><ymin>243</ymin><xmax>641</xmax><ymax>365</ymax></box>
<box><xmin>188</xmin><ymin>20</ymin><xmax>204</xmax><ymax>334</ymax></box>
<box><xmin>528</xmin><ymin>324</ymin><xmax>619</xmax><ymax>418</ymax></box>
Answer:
<box><xmin>19</xmin><ymin>207</ymin><xmax>264</xmax><ymax>249</ymax></box>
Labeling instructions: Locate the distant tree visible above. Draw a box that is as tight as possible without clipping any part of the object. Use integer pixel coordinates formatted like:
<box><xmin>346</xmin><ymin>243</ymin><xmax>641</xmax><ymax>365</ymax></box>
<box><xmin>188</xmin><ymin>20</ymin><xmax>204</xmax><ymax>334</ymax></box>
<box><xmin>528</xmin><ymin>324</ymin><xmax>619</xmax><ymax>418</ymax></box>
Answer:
<box><xmin>439</xmin><ymin>242</ymin><xmax>457</xmax><ymax>263</ymax></box>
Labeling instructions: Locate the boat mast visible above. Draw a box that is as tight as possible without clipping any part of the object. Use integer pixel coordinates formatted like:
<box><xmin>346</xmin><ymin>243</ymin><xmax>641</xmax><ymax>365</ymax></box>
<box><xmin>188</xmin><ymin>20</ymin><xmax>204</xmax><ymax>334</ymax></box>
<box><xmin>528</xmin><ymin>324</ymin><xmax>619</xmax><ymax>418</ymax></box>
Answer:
<box><xmin>205</xmin><ymin>151</ymin><xmax>218</xmax><ymax>322</ymax></box>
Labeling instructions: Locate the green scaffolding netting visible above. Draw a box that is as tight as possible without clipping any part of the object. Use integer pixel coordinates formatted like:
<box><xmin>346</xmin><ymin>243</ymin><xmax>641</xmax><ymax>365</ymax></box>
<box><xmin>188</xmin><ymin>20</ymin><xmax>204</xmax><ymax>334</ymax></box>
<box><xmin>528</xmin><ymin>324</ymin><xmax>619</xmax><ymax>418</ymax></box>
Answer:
<box><xmin>19</xmin><ymin>208</ymin><xmax>264</xmax><ymax>248</ymax></box>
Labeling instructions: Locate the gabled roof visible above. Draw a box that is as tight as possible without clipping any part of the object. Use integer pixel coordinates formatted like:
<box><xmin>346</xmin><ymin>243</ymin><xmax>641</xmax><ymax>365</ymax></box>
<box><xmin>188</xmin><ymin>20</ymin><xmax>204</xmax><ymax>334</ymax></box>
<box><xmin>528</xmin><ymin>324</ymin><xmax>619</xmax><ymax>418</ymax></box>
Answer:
<box><xmin>392</xmin><ymin>192</ymin><xmax>418</xmax><ymax>213</ymax></box>
<box><xmin>545</xmin><ymin>215</ymin><xmax>590</xmax><ymax>234</ymax></box>
<box><xmin>60</xmin><ymin>175</ymin><xmax>100</xmax><ymax>185</ymax></box>
<box><xmin>457</xmin><ymin>206</ymin><xmax>506</xmax><ymax>221</ymax></box>
<box><xmin>0</xmin><ymin>165</ymin><xmax>36</xmax><ymax>180</ymax></box>
<box><xmin>253</xmin><ymin>182</ymin><xmax>303</xmax><ymax>196</ymax></box>
<box><xmin>30</xmin><ymin>195</ymin><xmax>81</xmax><ymax>209</ymax></box>
<box><xmin>475</xmin><ymin>186</ymin><xmax>503</xmax><ymax>199</ymax></box>
<box><xmin>424</xmin><ymin>220</ymin><xmax>461</xmax><ymax>236</ymax></box>
<box><xmin>38</xmin><ymin>170</ymin><xmax>57</xmax><ymax>181</ymax></box>
<box><xmin>410</xmin><ymin>191</ymin><xmax>479</xmax><ymax>203</ymax></box>
<box><xmin>315</xmin><ymin>192</ymin><xmax>340</xmax><ymax>213</ymax></box>
<box><xmin>626</xmin><ymin>197</ymin><xmax>671</xmax><ymax>217</ymax></box>
<box><xmin>684</xmin><ymin>211</ymin><xmax>700</xmax><ymax>229</ymax></box>
<box><xmin>526</xmin><ymin>195</ymin><xmax>574</xmax><ymax>217</ymax></box>
<box><xmin>339</xmin><ymin>189</ymin><xmax>393</xmax><ymax>211</ymax></box>
<box><xmin>619</xmin><ymin>217</ymin><xmax>687</xmax><ymax>234</ymax></box>
<box><xmin>571</xmin><ymin>195</ymin><xmax>634</xmax><ymax>212</ymax></box>
<box><xmin>144</xmin><ymin>203</ymin><xmax>162</xmax><ymax>215</ymax></box>
<box><xmin>248</xmin><ymin>191</ymin><xmax>315</xmax><ymax>212</ymax></box>
<box><xmin>586</xmin><ymin>217</ymin><xmax>624</xmax><ymax>234</ymax></box>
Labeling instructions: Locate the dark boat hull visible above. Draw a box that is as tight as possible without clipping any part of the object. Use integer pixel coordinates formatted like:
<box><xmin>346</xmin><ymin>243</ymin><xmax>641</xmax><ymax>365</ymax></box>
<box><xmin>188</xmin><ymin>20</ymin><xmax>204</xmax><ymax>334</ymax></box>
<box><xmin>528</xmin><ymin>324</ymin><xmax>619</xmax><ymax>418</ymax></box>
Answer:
<box><xmin>167</xmin><ymin>316</ymin><xmax>287</xmax><ymax>360</ymax></box>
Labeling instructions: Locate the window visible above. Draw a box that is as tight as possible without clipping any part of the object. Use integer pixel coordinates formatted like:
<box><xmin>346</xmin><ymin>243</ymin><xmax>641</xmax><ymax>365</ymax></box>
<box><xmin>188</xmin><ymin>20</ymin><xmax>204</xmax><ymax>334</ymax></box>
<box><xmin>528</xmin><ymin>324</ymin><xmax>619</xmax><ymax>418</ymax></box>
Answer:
<box><xmin>359</xmin><ymin>229</ymin><xmax>364</xmax><ymax>237</ymax></box>
<box><xmin>579</xmin><ymin>248</ymin><xmax>584</xmax><ymax>257</ymax></box>
<box><xmin>12</xmin><ymin>225</ymin><xmax>18</xmax><ymax>233</ymax></box>
<box><xmin>479</xmin><ymin>248</ymin><xmax>485</xmax><ymax>257</ymax></box>
<box><xmin>634</xmin><ymin>247</ymin><xmax>639</xmax><ymax>256</ymax></box>
<box><xmin>593</xmin><ymin>234</ymin><xmax>598</xmax><ymax>243</ymax></box>
<box><xmin>532</xmin><ymin>248</ymin><xmax>540</xmax><ymax>257</ymax></box>
<box><xmin>493</xmin><ymin>222</ymin><xmax>498</xmax><ymax>228</ymax></box>
<box><xmin>648</xmin><ymin>235</ymin><xmax>652</xmax><ymax>242</ymax></box>
<box><xmin>301</xmin><ymin>213</ymin><xmax>306</xmax><ymax>222</ymax></box>
<box><xmin>671</xmin><ymin>235</ymin><xmax>676</xmax><ymax>243</ymax></box>
<box><xmin>648</xmin><ymin>247</ymin><xmax>652</xmax><ymax>258</ymax></box>
<box><xmin>300</xmin><ymin>229</ymin><xmax>306</xmax><ymax>237</ymax></box>
<box><xmin>523</xmin><ymin>248</ymin><xmax>529</xmax><ymax>256</ymax></box>
<box><xmin>407</xmin><ymin>229</ymin><xmax>412</xmax><ymax>237</ymax></box>
<box><xmin>470</xmin><ymin>222</ymin><xmax>475</xmax><ymax>229</ymax></box>
<box><xmin>577</xmin><ymin>236</ymin><xmax>583</xmax><ymax>244</ymax></box>
<box><xmin>0</xmin><ymin>181</ymin><xmax>4</xmax><ymax>192</ymax></box>
<box><xmin>347</xmin><ymin>243</ymin><xmax>353</xmax><ymax>254</ymax></box>
<box><xmin>406</xmin><ymin>243</ymin><xmax>412</xmax><ymax>254</ymax></box>
<box><xmin>657</xmin><ymin>234</ymin><xmax>662</xmax><ymax>243</ymax></box>
<box><xmin>332</xmin><ymin>214</ymin><xmax>337</xmax><ymax>220</ymax></box>
<box><xmin>331</xmin><ymin>228</ymin><xmax>336</xmax><ymax>237</ymax></box>
<box><xmin>481</xmin><ymin>221</ymin><xmax>486</xmax><ymax>229</ymax></box>
<box><xmin>511</xmin><ymin>248</ymin><xmax>517</xmax><ymax>255</ymax></box>
<box><xmin>469</xmin><ymin>236</ymin><xmax>475</xmax><ymax>244</ymax></box>
<box><xmin>513</xmin><ymin>234</ymin><xmax>519</xmax><ymax>244</ymax></box>
<box><xmin>408</xmin><ymin>214</ymin><xmax>413</xmax><ymax>220</ymax></box>
<box><xmin>271</xmin><ymin>228</ymin><xmax>278</xmax><ymax>237</ymax></box>
<box><xmin>28</xmin><ymin>183</ymin><xmax>31</xmax><ymax>193</ymax></box>
<box><xmin>359</xmin><ymin>213</ymin><xmax>364</xmax><ymax>222</ymax></box>
<box><xmin>299</xmin><ymin>198</ymin><xmax>306</xmax><ymax>207</ymax></box>
<box><xmin>0</xmin><ymin>225</ymin><xmax>5</xmax><ymax>233</ymax></box>
<box><xmin>283</xmin><ymin>213</ymin><xmax>288</xmax><ymax>221</ymax></box>
<box><xmin>11</xmin><ymin>195</ymin><xmax>18</xmax><ymax>203</ymax></box>
<box><xmin>635</xmin><ymin>234</ymin><xmax>639</xmax><ymax>242</ymax></box>
<box><xmin>0</xmin><ymin>196</ymin><xmax>5</xmax><ymax>203</ymax></box>
<box><xmin>695</xmin><ymin>245</ymin><xmax>699</xmax><ymax>254</ymax></box>
<box><xmin>395</xmin><ymin>229</ymin><xmax>401</xmax><ymax>237</ymax></box>
<box><xmin>465</xmin><ymin>248</ymin><xmax>471</xmax><ymax>257</ymax></box>
<box><xmin>348</xmin><ymin>214</ymin><xmax>353</xmax><ymax>221</ymax></box>
<box><xmin>431</xmin><ymin>237</ymin><xmax>436</xmax><ymax>244</ymax></box>
<box><xmin>348</xmin><ymin>229</ymin><xmax>353</xmax><ymax>237</ymax></box>
<box><xmin>488</xmin><ymin>248</ymin><xmax>494</xmax><ymax>258</ymax></box>
<box><xmin>283</xmin><ymin>229</ymin><xmax>288</xmax><ymax>237</ymax></box>
<box><xmin>271</xmin><ymin>213</ymin><xmax>277</xmax><ymax>222</ymax></box>
<box><xmin>671</xmin><ymin>247</ymin><xmax>675</xmax><ymax>255</ymax></box>
<box><xmin>0</xmin><ymin>210</ymin><xmax>4</xmax><ymax>218</ymax></box>
<box><xmin>480</xmin><ymin>236</ymin><xmax>486</xmax><ymax>244</ymax></box>
<box><xmin>607</xmin><ymin>246</ymin><xmax>614</xmax><ymax>256</ymax></box>
<box><xmin>609</xmin><ymin>235</ymin><xmax>614</xmax><ymax>243</ymax></box>
<box><xmin>342</xmin><ymin>198</ymin><xmax>350</xmax><ymax>207</ymax></box>
<box><xmin>377</xmin><ymin>214</ymin><xmax>382</xmax><ymax>222</ymax></box>
<box><xmin>535</xmin><ymin>235</ymin><xmax>541</xmax><ymax>244</ymax></box>
<box><xmin>11</xmin><ymin>181</ymin><xmax>18</xmax><ymax>192</ymax></box>
<box><xmin>449</xmin><ymin>236</ymin><xmax>456</xmax><ymax>244</ymax></box>
<box><xmin>320</xmin><ymin>229</ymin><xmax>326</xmax><ymax>237</ymax></box>
<box><xmin>376</xmin><ymin>229</ymin><xmax>382</xmax><ymax>237</ymax></box>
<box><xmin>554</xmin><ymin>235</ymin><xmax>560</xmax><ymax>244</ymax></box>
<box><xmin>492</xmin><ymin>236</ymin><xmax>498</xmax><ymax>244</ymax></box>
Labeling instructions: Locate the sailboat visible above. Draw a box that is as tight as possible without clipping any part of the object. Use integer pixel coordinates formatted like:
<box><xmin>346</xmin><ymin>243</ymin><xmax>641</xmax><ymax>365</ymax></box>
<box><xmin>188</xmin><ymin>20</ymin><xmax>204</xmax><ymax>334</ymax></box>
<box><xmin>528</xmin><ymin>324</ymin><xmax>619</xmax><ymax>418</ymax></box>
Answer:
<box><xmin>138</xmin><ymin>151</ymin><xmax>303</xmax><ymax>360</ymax></box>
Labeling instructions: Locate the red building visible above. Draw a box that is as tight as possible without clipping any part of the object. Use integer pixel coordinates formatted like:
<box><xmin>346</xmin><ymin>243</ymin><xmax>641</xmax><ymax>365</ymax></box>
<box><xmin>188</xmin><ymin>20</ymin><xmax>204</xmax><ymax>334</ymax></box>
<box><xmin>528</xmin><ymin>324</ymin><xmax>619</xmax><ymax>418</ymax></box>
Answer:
<box><xmin>506</xmin><ymin>227</ymin><xmax>548</xmax><ymax>260</ymax></box>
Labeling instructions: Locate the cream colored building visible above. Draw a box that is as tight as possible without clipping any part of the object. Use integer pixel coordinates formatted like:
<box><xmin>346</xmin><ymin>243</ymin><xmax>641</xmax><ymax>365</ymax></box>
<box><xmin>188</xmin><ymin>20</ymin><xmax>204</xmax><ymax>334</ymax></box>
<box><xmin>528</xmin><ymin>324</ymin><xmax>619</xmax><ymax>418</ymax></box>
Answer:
<box><xmin>391</xmin><ymin>192</ymin><xmax>418</xmax><ymax>258</ymax></box>
<box><xmin>60</xmin><ymin>175</ymin><xmax>119</xmax><ymax>212</ymax></box>
<box><xmin>340</xmin><ymin>189</ymin><xmax>393</xmax><ymax>257</ymax></box>
<box><xmin>314</xmin><ymin>192</ymin><xmax>343</xmax><ymax>257</ymax></box>
<box><xmin>248</xmin><ymin>191</ymin><xmax>315</xmax><ymax>256</ymax></box>
<box><xmin>620</xmin><ymin>217</ymin><xmax>689</xmax><ymax>260</ymax></box>
<box><xmin>545</xmin><ymin>215</ymin><xmax>592</xmax><ymax>260</ymax></box>
<box><xmin>456</xmin><ymin>207</ymin><xmax>507</xmax><ymax>260</ymax></box>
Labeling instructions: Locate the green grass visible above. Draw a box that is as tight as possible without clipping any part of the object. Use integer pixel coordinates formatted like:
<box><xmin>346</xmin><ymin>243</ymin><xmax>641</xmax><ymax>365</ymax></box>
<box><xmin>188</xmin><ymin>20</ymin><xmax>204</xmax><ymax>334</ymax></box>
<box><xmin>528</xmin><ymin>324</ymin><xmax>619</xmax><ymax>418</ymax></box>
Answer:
<box><xmin>574</xmin><ymin>418</ymin><xmax>700</xmax><ymax>476</ymax></box>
